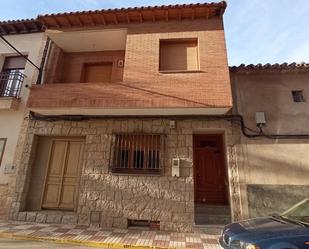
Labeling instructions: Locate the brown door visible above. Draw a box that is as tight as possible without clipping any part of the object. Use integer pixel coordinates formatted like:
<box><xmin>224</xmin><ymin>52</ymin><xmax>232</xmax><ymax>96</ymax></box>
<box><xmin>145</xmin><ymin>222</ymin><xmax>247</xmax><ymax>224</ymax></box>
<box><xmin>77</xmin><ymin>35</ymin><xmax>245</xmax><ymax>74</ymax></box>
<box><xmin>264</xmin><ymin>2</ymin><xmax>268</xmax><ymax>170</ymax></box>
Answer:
<box><xmin>42</xmin><ymin>139</ymin><xmax>84</xmax><ymax>211</ymax></box>
<box><xmin>193</xmin><ymin>135</ymin><xmax>228</xmax><ymax>204</ymax></box>
<box><xmin>83</xmin><ymin>63</ymin><xmax>112</xmax><ymax>83</ymax></box>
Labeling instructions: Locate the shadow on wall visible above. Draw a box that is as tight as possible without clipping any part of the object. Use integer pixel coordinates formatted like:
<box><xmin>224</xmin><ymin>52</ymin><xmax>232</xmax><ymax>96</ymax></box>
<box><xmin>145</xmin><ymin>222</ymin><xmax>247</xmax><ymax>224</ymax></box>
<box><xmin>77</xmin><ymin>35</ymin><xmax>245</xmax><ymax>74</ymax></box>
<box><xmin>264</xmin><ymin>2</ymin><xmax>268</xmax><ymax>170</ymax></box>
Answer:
<box><xmin>247</xmin><ymin>184</ymin><xmax>309</xmax><ymax>218</ymax></box>
<box><xmin>235</xmin><ymin>138</ymin><xmax>309</xmax><ymax>218</ymax></box>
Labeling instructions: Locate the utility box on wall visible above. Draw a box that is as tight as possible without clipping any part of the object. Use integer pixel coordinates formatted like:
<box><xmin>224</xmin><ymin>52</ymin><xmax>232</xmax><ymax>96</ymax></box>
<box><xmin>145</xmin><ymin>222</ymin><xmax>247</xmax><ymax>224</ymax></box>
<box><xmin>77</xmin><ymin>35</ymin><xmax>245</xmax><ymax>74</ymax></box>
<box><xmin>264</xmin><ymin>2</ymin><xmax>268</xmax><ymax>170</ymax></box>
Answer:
<box><xmin>172</xmin><ymin>158</ymin><xmax>180</xmax><ymax>177</ymax></box>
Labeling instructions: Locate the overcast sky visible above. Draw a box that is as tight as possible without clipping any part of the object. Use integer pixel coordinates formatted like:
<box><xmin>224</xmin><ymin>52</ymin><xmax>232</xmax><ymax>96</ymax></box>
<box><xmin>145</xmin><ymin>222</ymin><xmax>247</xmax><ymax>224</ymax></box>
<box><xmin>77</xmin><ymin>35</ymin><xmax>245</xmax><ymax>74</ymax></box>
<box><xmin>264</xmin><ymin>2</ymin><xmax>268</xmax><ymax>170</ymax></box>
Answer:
<box><xmin>0</xmin><ymin>0</ymin><xmax>308</xmax><ymax>66</ymax></box>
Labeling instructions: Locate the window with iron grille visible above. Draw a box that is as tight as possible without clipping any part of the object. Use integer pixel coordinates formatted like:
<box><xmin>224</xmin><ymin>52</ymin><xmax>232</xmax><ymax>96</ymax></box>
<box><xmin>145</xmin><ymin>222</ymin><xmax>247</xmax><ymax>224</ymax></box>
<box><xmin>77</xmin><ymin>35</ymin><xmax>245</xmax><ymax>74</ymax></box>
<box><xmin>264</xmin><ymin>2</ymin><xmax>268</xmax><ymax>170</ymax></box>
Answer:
<box><xmin>0</xmin><ymin>56</ymin><xmax>26</xmax><ymax>98</ymax></box>
<box><xmin>110</xmin><ymin>134</ymin><xmax>163</xmax><ymax>174</ymax></box>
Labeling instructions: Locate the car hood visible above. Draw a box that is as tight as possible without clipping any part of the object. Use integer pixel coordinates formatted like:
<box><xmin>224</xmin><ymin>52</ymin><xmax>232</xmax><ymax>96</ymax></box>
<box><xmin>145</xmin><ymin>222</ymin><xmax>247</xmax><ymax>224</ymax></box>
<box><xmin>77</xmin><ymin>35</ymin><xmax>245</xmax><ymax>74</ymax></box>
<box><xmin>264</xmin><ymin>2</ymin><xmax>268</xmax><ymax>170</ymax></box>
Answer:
<box><xmin>224</xmin><ymin>217</ymin><xmax>308</xmax><ymax>242</ymax></box>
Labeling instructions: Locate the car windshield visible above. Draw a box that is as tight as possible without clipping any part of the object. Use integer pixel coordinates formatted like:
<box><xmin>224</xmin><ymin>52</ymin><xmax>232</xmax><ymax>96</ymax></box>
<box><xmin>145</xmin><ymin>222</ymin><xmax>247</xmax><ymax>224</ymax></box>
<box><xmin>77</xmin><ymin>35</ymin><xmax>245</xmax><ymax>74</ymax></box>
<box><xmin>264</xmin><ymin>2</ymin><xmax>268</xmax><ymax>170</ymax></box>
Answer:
<box><xmin>282</xmin><ymin>199</ymin><xmax>309</xmax><ymax>226</ymax></box>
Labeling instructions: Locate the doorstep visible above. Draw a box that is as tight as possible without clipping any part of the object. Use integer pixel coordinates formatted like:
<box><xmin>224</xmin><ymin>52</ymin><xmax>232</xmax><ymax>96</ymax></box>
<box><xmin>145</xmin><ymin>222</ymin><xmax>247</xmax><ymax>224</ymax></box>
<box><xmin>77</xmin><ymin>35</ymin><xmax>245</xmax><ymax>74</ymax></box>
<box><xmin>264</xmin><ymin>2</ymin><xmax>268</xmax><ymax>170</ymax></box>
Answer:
<box><xmin>0</xmin><ymin>220</ymin><xmax>220</xmax><ymax>249</ymax></box>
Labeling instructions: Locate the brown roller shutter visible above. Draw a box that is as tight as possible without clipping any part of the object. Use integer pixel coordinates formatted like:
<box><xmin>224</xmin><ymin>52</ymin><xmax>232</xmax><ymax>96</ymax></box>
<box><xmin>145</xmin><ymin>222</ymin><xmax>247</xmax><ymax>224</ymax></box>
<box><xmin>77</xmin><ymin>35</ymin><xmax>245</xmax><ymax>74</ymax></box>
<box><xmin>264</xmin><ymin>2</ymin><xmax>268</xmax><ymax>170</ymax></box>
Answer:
<box><xmin>159</xmin><ymin>39</ymin><xmax>198</xmax><ymax>71</ymax></box>
<box><xmin>83</xmin><ymin>62</ymin><xmax>113</xmax><ymax>83</ymax></box>
<box><xmin>2</xmin><ymin>56</ymin><xmax>27</xmax><ymax>70</ymax></box>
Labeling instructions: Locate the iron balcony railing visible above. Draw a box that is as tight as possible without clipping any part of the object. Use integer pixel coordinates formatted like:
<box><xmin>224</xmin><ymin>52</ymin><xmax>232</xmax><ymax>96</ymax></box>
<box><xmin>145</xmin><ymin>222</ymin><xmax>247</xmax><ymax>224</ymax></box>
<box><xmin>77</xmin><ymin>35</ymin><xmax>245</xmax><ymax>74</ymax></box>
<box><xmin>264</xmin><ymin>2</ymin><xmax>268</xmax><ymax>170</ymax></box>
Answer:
<box><xmin>0</xmin><ymin>71</ymin><xmax>25</xmax><ymax>98</ymax></box>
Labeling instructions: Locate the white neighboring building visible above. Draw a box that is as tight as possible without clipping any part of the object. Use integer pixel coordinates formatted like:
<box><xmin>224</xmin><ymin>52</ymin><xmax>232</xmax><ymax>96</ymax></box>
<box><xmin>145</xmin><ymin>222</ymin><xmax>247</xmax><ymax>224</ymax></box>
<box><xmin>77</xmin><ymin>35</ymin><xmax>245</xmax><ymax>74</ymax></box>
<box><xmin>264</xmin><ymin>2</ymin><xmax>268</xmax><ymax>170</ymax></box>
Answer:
<box><xmin>0</xmin><ymin>19</ymin><xmax>45</xmax><ymax>218</ymax></box>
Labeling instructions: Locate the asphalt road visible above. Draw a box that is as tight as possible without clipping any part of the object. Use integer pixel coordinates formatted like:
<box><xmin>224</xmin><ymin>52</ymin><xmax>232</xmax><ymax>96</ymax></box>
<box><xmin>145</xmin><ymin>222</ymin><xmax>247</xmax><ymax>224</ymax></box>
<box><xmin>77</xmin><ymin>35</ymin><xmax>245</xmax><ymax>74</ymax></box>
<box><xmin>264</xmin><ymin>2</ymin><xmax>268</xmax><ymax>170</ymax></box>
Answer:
<box><xmin>0</xmin><ymin>238</ymin><xmax>101</xmax><ymax>248</ymax></box>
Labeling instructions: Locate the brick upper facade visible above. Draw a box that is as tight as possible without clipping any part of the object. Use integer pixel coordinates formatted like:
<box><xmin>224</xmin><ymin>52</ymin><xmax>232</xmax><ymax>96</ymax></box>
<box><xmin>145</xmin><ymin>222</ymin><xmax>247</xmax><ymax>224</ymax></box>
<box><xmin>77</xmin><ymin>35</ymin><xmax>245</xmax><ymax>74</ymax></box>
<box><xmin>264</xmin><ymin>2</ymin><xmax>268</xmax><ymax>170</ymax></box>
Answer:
<box><xmin>25</xmin><ymin>2</ymin><xmax>232</xmax><ymax>114</ymax></box>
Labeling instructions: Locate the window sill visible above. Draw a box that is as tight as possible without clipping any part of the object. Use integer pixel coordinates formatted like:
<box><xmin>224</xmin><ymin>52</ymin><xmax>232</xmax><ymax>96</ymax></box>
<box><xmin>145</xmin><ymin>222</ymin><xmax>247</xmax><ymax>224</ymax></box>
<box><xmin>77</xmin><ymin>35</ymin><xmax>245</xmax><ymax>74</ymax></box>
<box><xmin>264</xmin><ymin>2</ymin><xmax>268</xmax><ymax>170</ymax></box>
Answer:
<box><xmin>110</xmin><ymin>168</ymin><xmax>162</xmax><ymax>176</ymax></box>
<box><xmin>159</xmin><ymin>70</ymin><xmax>203</xmax><ymax>74</ymax></box>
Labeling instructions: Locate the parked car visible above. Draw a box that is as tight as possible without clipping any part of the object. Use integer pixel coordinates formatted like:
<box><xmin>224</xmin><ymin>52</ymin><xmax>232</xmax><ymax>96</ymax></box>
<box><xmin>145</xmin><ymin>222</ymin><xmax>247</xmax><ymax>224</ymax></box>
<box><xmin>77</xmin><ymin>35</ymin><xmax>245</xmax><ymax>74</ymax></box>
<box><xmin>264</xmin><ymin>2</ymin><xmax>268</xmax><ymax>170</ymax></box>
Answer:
<box><xmin>219</xmin><ymin>198</ymin><xmax>309</xmax><ymax>249</ymax></box>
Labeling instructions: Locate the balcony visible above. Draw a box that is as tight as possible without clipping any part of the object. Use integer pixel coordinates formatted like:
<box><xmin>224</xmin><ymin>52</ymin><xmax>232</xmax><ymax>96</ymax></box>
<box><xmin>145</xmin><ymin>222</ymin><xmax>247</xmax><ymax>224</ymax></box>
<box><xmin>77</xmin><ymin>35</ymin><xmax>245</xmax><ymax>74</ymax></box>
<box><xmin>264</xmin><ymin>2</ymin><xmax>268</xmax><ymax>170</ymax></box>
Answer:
<box><xmin>28</xmin><ymin>81</ymin><xmax>232</xmax><ymax>116</ymax></box>
<box><xmin>0</xmin><ymin>71</ymin><xmax>25</xmax><ymax>110</ymax></box>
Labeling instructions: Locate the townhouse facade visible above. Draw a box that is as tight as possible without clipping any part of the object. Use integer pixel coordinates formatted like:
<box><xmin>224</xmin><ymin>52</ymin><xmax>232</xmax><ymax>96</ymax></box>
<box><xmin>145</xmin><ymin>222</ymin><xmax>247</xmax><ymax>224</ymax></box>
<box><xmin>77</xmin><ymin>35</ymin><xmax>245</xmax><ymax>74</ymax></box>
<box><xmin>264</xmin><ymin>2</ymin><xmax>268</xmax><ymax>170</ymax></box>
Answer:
<box><xmin>7</xmin><ymin>2</ymin><xmax>236</xmax><ymax>232</ymax></box>
<box><xmin>0</xmin><ymin>1</ymin><xmax>308</xmax><ymax>233</ymax></box>
<box><xmin>0</xmin><ymin>19</ymin><xmax>44</xmax><ymax>218</ymax></box>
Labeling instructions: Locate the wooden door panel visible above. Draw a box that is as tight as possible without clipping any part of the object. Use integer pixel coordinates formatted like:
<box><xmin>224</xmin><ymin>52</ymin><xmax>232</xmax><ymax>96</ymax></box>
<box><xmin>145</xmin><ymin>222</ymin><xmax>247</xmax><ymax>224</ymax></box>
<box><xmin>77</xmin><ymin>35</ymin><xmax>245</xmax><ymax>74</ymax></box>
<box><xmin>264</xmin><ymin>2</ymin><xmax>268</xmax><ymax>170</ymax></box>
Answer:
<box><xmin>64</xmin><ymin>142</ymin><xmax>83</xmax><ymax>177</ymax></box>
<box><xmin>42</xmin><ymin>141</ymin><xmax>67</xmax><ymax>209</ymax></box>
<box><xmin>59</xmin><ymin>185</ymin><xmax>76</xmax><ymax>209</ymax></box>
<box><xmin>43</xmin><ymin>184</ymin><xmax>61</xmax><ymax>207</ymax></box>
<box><xmin>48</xmin><ymin>141</ymin><xmax>67</xmax><ymax>175</ymax></box>
<box><xmin>59</xmin><ymin>141</ymin><xmax>83</xmax><ymax>210</ymax></box>
<box><xmin>43</xmin><ymin>139</ymin><xmax>84</xmax><ymax>211</ymax></box>
<box><xmin>194</xmin><ymin>135</ymin><xmax>228</xmax><ymax>204</ymax></box>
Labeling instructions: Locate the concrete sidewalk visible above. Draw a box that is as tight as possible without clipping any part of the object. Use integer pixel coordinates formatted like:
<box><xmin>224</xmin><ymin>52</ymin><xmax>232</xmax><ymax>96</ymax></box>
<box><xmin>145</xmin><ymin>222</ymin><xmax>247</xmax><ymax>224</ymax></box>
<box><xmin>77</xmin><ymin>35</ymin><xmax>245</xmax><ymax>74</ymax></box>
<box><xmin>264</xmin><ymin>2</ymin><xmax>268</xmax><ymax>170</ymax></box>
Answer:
<box><xmin>0</xmin><ymin>237</ymin><xmax>97</xmax><ymax>248</ymax></box>
<box><xmin>0</xmin><ymin>221</ymin><xmax>220</xmax><ymax>249</ymax></box>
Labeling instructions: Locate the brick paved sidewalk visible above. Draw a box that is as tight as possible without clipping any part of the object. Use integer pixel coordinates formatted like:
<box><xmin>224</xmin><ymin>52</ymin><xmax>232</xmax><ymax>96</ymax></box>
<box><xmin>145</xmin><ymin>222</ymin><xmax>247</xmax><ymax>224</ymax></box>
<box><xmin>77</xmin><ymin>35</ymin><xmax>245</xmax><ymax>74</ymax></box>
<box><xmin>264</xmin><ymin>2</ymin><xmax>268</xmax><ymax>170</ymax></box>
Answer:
<box><xmin>0</xmin><ymin>221</ymin><xmax>220</xmax><ymax>249</ymax></box>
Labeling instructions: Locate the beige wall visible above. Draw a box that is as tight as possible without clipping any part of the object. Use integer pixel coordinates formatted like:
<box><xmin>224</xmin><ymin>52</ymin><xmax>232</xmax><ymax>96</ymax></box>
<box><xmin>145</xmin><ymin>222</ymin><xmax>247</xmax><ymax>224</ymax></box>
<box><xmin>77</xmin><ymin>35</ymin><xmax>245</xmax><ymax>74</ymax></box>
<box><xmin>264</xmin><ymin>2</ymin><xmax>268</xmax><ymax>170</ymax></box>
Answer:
<box><xmin>0</xmin><ymin>32</ymin><xmax>45</xmax><ymax>217</ymax></box>
<box><xmin>231</xmin><ymin>70</ymin><xmax>309</xmax><ymax>218</ymax></box>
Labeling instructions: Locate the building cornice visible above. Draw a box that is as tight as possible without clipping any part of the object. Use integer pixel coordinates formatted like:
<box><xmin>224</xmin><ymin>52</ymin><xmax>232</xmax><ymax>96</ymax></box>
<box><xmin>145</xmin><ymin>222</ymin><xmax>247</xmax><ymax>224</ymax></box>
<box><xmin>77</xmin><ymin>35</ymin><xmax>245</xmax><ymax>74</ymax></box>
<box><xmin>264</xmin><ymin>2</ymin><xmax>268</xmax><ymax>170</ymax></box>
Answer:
<box><xmin>38</xmin><ymin>1</ymin><xmax>227</xmax><ymax>29</ymax></box>
<box><xmin>230</xmin><ymin>63</ymin><xmax>309</xmax><ymax>74</ymax></box>
<box><xmin>0</xmin><ymin>18</ymin><xmax>43</xmax><ymax>35</ymax></box>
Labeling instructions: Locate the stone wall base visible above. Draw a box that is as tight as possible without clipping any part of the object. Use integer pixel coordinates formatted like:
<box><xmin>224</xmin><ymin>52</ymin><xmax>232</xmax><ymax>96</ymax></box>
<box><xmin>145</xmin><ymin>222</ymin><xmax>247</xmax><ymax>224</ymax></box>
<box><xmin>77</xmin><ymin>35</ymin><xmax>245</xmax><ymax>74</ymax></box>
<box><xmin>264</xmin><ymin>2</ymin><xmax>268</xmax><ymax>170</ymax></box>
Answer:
<box><xmin>14</xmin><ymin>211</ymin><xmax>78</xmax><ymax>225</ymax></box>
<box><xmin>0</xmin><ymin>185</ymin><xmax>11</xmax><ymax>219</ymax></box>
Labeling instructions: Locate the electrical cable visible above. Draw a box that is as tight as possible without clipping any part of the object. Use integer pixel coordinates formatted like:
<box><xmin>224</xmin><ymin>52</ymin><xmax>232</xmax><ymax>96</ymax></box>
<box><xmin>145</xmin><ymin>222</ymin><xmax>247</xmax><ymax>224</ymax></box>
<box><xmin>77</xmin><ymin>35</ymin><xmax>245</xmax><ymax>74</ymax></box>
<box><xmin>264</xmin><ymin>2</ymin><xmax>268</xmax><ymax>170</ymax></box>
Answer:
<box><xmin>0</xmin><ymin>34</ymin><xmax>41</xmax><ymax>71</ymax></box>
<box><xmin>29</xmin><ymin>112</ymin><xmax>309</xmax><ymax>140</ymax></box>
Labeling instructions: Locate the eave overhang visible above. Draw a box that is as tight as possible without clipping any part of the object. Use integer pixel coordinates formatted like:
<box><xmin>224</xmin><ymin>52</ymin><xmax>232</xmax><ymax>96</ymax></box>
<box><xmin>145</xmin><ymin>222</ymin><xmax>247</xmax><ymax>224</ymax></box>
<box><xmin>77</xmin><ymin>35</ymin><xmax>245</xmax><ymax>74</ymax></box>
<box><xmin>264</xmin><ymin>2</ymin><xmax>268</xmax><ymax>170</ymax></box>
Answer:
<box><xmin>230</xmin><ymin>63</ymin><xmax>309</xmax><ymax>74</ymax></box>
<box><xmin>38</xmin><ymin>1</ymin><xmax>227</xmax><ymax>29</ymax></box>
<box><xmin>0</xmin><ymin>19</ymin><xmax>43</xmax><ymax>35</ymax></box>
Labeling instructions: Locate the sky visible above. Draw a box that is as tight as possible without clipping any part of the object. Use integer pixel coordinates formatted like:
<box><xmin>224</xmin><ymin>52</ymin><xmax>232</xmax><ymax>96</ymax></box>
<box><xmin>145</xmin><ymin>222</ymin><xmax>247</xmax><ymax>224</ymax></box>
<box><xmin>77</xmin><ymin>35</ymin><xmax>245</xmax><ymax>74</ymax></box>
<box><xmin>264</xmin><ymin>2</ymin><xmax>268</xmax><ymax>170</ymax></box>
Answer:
<box><xmin>0</xmin><ymin>0</ymin><xmax>308</xmax><ymax>66</ymax></box>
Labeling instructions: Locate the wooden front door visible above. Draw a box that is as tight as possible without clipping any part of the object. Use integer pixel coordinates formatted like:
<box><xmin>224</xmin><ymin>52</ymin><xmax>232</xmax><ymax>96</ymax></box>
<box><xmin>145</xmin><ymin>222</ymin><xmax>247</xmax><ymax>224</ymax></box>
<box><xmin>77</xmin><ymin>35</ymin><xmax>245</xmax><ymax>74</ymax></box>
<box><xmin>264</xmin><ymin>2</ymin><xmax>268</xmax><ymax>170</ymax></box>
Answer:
<box><xmin>42</xmin><ymin>139</ymin><xmax>84</xmax><ymax>211</ymax></box>
<box><xmin>193</xmin><ymin>135</ymin><xmax>228</xmax><ymax>204</ymax></box>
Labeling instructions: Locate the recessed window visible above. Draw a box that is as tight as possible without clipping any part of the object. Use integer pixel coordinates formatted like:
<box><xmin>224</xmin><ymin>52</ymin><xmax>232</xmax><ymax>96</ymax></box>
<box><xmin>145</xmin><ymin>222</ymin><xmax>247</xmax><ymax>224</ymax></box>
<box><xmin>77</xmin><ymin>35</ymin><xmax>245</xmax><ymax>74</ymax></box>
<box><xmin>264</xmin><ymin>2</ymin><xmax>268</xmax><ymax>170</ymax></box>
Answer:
<box><xmin>0</xmin><ymin>138</ymin><xmax>7</xmax><ymax>167</ymax></box>
<box><xmin>111</xmin><ymin>134</ymin><xmax>162</xmax><ymax>174</ymax></box>
<box><xmin>292</xmin><ymin>90</ymin><xmax>305</xmax><ymax>103</ymax></box>
<box><xmin>159</xmin><ymin>38</ymin><xmax>199</xmax><ymax>72</ymax></box>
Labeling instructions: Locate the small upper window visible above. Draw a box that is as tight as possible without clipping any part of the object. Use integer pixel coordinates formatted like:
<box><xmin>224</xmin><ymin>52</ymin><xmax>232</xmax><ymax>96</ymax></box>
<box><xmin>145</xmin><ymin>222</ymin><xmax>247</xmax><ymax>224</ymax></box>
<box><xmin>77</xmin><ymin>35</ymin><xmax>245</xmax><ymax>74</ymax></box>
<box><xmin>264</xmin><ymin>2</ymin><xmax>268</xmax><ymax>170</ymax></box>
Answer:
<box><xmin>292</xmin><ymin>90</ymin><xmax>305</xmax><ymax>103</ymax></box>
<box><xmin>159</xmin><ymin>38</ymin><xmax>199</xmax><ymax>72</ymax></box>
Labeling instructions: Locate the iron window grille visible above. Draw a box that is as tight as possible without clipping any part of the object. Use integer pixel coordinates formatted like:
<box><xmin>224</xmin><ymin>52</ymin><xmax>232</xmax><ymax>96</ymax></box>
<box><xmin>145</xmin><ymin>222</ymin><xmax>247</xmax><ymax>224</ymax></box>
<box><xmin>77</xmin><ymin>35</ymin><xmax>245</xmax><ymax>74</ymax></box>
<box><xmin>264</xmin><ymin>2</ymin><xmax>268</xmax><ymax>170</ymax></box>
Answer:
<box><xmin>0</xmin><ymin>70</ymin><xmax>25</xmax><ymax>98</ymax></box>
<box><xmin>110</xmin><ymin>133</ymin><xmax>164</xmax><ymax>174</ymax></box>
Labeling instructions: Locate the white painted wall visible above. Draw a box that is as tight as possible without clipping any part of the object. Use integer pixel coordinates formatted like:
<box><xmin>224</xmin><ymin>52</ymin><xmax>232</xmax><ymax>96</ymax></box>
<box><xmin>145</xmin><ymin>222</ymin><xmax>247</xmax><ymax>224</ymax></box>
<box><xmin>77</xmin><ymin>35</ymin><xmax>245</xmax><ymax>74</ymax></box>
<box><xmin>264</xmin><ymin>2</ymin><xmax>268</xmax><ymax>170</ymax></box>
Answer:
<box><xmin>0</xmin><ymin>32</ymin><xmax>45</xmax><ymax>184</ymax></box>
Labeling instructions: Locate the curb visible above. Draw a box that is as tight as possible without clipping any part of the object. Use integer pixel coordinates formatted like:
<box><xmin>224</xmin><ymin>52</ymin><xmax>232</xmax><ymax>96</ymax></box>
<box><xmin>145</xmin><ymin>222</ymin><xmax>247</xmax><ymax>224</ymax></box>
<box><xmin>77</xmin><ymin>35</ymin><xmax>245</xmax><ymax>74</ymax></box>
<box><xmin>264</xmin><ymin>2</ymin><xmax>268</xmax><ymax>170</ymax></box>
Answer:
<box><xmin>0</xmin><ymin>231</ymin><xmax>181</xmax><ymax>249</ymax></box>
